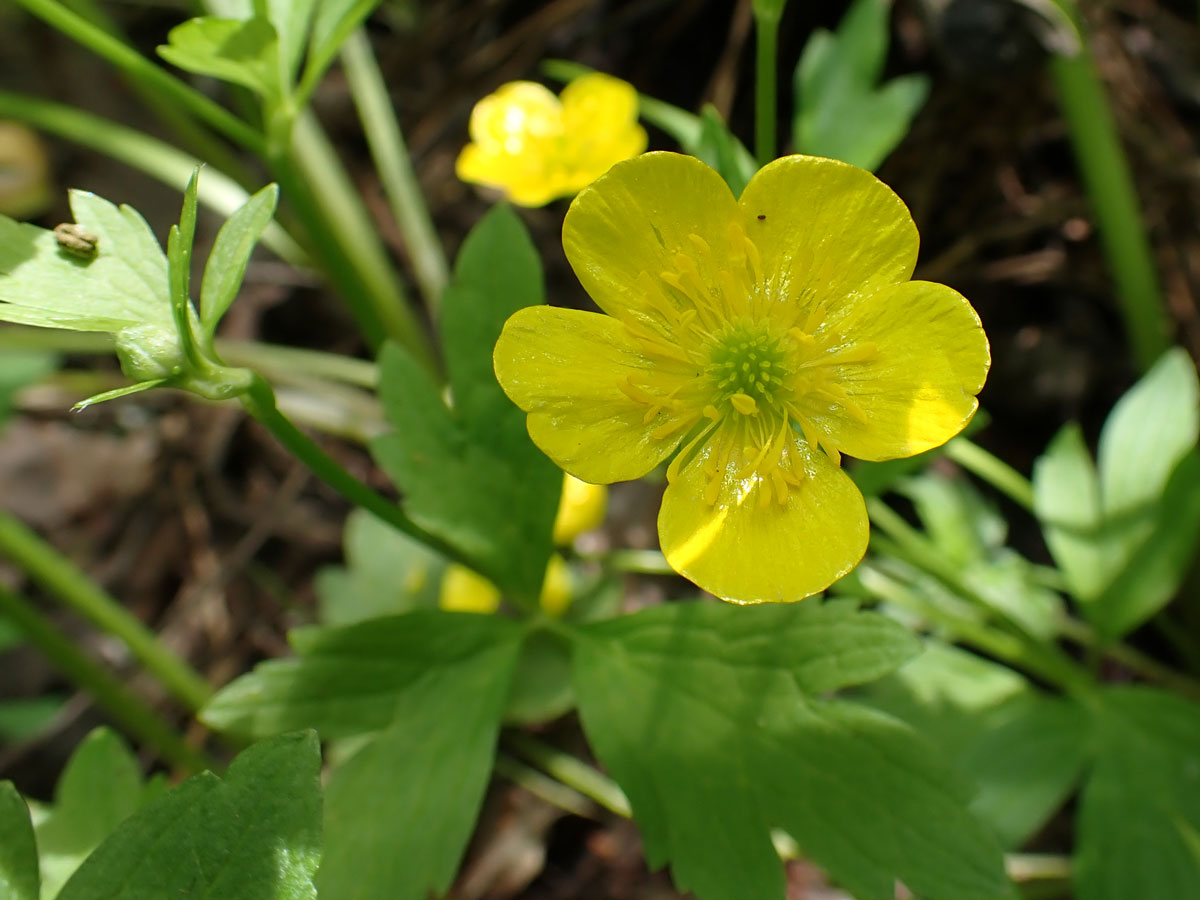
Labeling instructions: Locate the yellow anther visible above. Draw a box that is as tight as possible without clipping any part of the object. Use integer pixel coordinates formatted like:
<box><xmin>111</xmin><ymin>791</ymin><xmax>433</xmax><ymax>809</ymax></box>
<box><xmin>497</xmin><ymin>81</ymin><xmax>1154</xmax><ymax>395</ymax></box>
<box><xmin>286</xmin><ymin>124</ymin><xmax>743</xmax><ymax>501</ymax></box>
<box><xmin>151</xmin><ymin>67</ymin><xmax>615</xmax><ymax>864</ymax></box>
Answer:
<box><xmin>618</xmin><ymin>377</ymin><xmax>657</xmax><ymax>405</ymax></box>
<box><xmin>789</xmin><ymin>327</ymin><xmax>817</xmax><ymax>348</ymax></box>
<box><xmin>703</xmin><ymin>404</ymin><xmax>721</xmax><ymax>420</ymax></box>
<box><xmin>687</xmin><ymin>233</ymin><xmax>711</xmax><ymax>253</ymax></box>
<box><xmin>730</xmin><ymin>393</ymin><xmax>759</xmax><ymax>415</ymax></box>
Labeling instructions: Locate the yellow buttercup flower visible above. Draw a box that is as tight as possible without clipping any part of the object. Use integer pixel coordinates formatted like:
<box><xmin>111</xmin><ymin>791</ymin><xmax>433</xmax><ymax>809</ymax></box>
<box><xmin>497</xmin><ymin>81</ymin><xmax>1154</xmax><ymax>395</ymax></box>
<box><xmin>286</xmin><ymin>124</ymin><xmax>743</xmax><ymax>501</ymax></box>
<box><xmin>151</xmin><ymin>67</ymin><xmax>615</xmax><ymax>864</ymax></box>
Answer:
<box><xmin>493</xmin><ymin>152</ymin><xmax>990</xmax><ymax>603</ymax></box>
<box><xmin>456</xmin><ymin>74</ymin><xmax>647</xmax><ymax>207</ymax></box>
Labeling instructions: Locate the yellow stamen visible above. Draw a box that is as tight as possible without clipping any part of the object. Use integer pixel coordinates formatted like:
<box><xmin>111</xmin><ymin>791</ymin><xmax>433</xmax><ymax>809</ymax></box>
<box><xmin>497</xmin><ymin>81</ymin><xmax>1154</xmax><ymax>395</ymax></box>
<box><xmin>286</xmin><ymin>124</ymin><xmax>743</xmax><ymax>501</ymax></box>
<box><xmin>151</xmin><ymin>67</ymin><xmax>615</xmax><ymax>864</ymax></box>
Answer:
<box><xmin>730</xmin><ymin>393</ymin><xmax>759</xmax><ymax>415</ymax></box>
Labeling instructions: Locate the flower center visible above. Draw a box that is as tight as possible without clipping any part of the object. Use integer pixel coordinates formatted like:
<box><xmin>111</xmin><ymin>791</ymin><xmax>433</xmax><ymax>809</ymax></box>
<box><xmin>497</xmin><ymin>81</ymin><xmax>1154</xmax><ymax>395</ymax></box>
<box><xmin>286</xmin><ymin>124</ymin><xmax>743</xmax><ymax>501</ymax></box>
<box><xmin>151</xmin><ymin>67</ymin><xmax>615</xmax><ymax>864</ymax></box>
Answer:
<box><xmin>707</xmin><ymin>325</ymin><xmax>789</xmax><ymax>417</ymax></box>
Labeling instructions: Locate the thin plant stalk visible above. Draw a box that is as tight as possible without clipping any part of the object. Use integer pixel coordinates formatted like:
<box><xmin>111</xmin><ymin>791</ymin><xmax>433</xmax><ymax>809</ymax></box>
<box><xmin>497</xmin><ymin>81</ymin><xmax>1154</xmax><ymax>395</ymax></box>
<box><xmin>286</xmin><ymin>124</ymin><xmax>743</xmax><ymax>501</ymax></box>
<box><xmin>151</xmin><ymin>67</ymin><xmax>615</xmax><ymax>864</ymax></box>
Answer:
<box><xmin>505</xmin><ymin>732</ymin><xmax>632</xmax><ymax>817</ymax></box>
<box><xmin>239</xmin><ymin>374</ymin><xmax>459</xmax><ymax>560</ymax></box>
<box><xmin>0</xmin><ymin>511</ymin><xmax>213</xmax><ymax>713</ymax></box>
<box><xmin>866</xmin><ymin>498</ymin><xmax>1095</xmax><ymax>696</ymax></box>
<box><xmin>341</xmin><ymin>30</ymin><xmax>450</xmax><ymax>314</ymax></box>
<box><xmin>1048</xmin><ymin>2</ymin><xmax>1169</xmax><ymax>369</ymax></box>
<box><xmin>10</xmin><ymin>0</ymin><xmax>264</xmax><ymax>155</ymax></box>
<box><xmin>753</xmin><ymin>7</ymin><xmax>781</xmax><ymax>167</ymax></box>
<box><xmin>282</xmin><ymin>114</ymin><xmax>437</xmax><ymax>368</ymax></box>
<box><xmin>0</xmin><ymin>585</ymin><xmax>213</xmax><ymax>773</ymax></box>
<box><xmin>944</xmin><ymin>437</ymin><xmax>1035</xmax><ymax>512</ymax></box>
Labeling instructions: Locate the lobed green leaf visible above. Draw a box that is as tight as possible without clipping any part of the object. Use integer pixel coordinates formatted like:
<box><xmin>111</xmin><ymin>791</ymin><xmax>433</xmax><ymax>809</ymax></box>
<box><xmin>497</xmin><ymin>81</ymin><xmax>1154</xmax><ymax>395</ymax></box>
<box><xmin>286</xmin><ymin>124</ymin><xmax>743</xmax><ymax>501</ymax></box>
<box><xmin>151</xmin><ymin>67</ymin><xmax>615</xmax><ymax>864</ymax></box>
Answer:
<box><xmin>371</xmin><ymin>205</ymin><xmax>560</xmax><ymax>601</ymax></box>
<box><xmin>157</xmin><ymin>17</ymin><xmax>283</xmax><ymax>100</ymax></box>
<box><xmin>200</xmin><ymin>183</ymin><xmax>279</xmax><ymax>340</ymax></box>
<box><xmin>56</xmin><ymin>732</ymin><xmax>321</xmax><ymax>900</ymax></box>
<box><xmin>572</xmin><ymin>601</ymin><xmax>1009</xmax><ymax>900</ymax></box>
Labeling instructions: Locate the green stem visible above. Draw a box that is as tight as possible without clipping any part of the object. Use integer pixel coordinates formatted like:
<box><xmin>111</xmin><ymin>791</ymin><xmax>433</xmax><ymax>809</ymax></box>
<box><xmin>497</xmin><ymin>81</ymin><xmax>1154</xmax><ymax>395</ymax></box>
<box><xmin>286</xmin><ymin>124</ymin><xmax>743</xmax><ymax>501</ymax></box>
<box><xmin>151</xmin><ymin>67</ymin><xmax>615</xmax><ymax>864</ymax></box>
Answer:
<box><xmin>0</xmin><ymin>90</ymin><xmax>306</xmax><ymax>265</ymax></box>
<box><xmin>0</xmin><ymin>585</ymin><xmax>212</xmax><ymax>773</ymax></box>
<box><xmin>1059</xmin><ymin>617</ymin><xmax>1200</xmax><ymax>701</ymax></box>
<box><xmin>219</xmin><ymin>339</ymin><xmax>378</xmax><ymax>389</ymax></box>
<box><xmin>281</xmin><ymin>114</ymin><xmax>437</xmax><ymax>369</ymax></box>
<box><xmin>493</xmin><ymin>753</ymin><xmax>596</xmax><ymax>818</ymax></box>
<box><xmin>505</xmin><ymin>732</ymin><xmax>631</xmax><ymax>817</ymax></box>
<box><xmin>866</xmin><ymin>498</ymin><xmax>1095</xmax><ymax>695</ymax></box>
<box><xmin>11</xmin><ymin>0</ymin><xmax>264</xmax><ymax>155</ymax></box>
<box><xmin>341</xmin><ymin>30</ymin><xmax>449</xmax><ymax>314</ymax></box>
<box><xmin>1047</xmin><ymin>2</ymin><xmax>1169</xmax><ymax>369</ymax></box>
<box><xmin>753</xmin><ymin>9</ymin><xmax>780</xmax><ymax>167</ymax></box>
<box><xmin>944</xmin><ymin>437</ymin><xmax>1035</xmax><ymax>512</ymax></box>
<box><xmin>0</xmin><ymin>510</ymin><xmax>213</xmax><ymax>713</ymax></box>
<box><xmin>239</xmin><ymin>374</ymin><xmax>460</xmax><ymax>559</ymax></box>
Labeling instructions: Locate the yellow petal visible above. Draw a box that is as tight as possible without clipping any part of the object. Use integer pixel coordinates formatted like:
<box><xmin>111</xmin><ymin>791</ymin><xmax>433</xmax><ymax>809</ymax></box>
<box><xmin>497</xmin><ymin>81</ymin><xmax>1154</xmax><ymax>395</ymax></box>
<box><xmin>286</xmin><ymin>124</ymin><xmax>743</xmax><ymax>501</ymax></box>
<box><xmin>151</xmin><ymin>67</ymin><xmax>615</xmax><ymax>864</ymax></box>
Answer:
<box><xmin>658</xmin><ymin>435</ymin><xmax>868</xmax><ymax>603</ymax></box>
<box><xmin>493</xmin><ymin>305</ymin><xmax>689</xmax><ymax>483</ymax></box>
<box><xmin>561</xmin><ymin>73</ymin><xmax>639</xmax><ymax>136</ymax></box>
<box><xmin>468</xmin><ymin>81</ymin><xmax>562</xmax><ymax>146</ymax></box>
<box><xmin>563</xmin><ymin>152</ymin><xmax>739</xmax><ymax>324</ymax></box>
<box><xmin>798</xmin><ymin>280</ymin><xmax>990</xmax><ymax>460</ymax></box>
<box><xmin>538</xmin><ymin>554</ymin><xmax>573</xmax><ymax>617</ymax></box>
<box><xmin>737</xmin><ymin>155</ymin><xmax>919</xmax><ymax>325</ymax></box>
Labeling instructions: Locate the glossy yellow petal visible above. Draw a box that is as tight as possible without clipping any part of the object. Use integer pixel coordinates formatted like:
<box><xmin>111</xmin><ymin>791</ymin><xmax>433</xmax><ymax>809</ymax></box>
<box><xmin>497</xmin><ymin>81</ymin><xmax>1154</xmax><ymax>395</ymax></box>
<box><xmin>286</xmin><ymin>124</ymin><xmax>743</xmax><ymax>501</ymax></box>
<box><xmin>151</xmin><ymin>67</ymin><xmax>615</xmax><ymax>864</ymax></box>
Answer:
<box><xmin>553</xmin><ymin>474</ymin><xmax>608</xmax><ymax>545</ymax></box>
<box><xmin>797</xmin><ymin>281</ymin><xmax>990</xmax><ymax>460</ymax></box>
<box><xmin>737</xmin><ymin>155</ymin><xmax>919</xmax><ymax>325</ymax></box>
<box><xmin>494</xmin><ymin>305</ymin><xmax>689</xmax><ymax>483</ymax></box>
<box><xmin>659</xmin><ymin>435</ymin><xmax>868</xmax><ymax>603</ymax></box>
<box><xmin>563</xmin><ymin>152</ymin><xmax>739</xmax><ymax>323</ymax></box>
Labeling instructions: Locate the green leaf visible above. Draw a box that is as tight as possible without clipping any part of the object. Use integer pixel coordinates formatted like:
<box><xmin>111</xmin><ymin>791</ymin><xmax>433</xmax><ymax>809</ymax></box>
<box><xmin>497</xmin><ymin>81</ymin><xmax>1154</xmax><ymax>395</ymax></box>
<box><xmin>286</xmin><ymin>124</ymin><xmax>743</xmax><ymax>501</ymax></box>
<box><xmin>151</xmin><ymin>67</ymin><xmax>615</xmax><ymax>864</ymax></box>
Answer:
<box><xmin>0</xmin><ymin>192</ymin><xmax>172</xmax><ymax>335</ymax></box>
<box><xmin>57</xmin><ymin>732</ymin><xmax>321</xmax><ymax>900</ymax></box>
<box><xmin>792</xmin><ymin>0</ymin><xmax>928</xmax><ymax>171</ymax></box>
<box><xmin>254</xmin><ymin>0</ymin><xmax>317</xmax><ymax>86</ymax></box>
<box><xmin>202</xmin><ymin>611</ymin><xmax>521</xmax><ymax>900</ymax></box>
<box><xmin>1075</xmin><ymin>687</ymin><xmax>1200</xmax><ymax>900</ymax></box>
<box><xmin>315</xmin><ymin>509</ymin><xmax>444</xmax><ymax>625</ymax></box>
<box><xmin>504</xmin><ymin>627</ymin><xmax>574</xmax><ymax>725</ymax></box>
<box><xmin>572</xmin><ymin>601</ymin><xmax>1009</xmax><ymax>900</ymax></box>
<box><xmin>167</xmin><ymin>169</ymin><xmax>201</xmax><ymax>366</ymax></box>
<box><xmin>303</xmin><ymin>0</ymin><xmax>383</xmax><ymax>98</ymax></box>
<box><xmin>1097</xmin><ymin>347</ymin><xmax>1199</xmax><ymax>519</ymax></box>
<box><xmin>35</xmin><ymin>728</ymin><xmax>147</xmax><ymax>899</ymax></box>
<box><xmin>960</xmin><ymin>692</ymin><xmax>1088</xmax><ymax>848</ymax></box>
<box><xmin>1032</xmin><ymin>423</ymin><xmax>1106</xmax><ymax>599</ymax></box>
<box><xmin>157</xmin><ymin>17</ymin><xmax>282</xmax><ymax>100</ymax></box>
<box><xmin>201</xmin><ymin>610</ymin><xmax>523</xmax><ymax>738</ymax></box>
<box><xmin>1033</xmin><ymin>349</ymin><xmax>1200</xmax><ymax>637</ymax></box>
<box><xmin>371</xmin><ymin>205</ymin><xmax>560</xmax><ymax>601</ymax></box>
<box><xmin>317</xmin><ymin>626</ymin><xmax>521</xmax><ymax>900</ymax></box>
<box><xmin>0</xmin><ymin>782</ymin><xmax>38</xmax><ymax>900</ymax></box>
<box><xmin>692</xmin><ymin>106</ymin><xmax>758</xmax><ymax>196</ymax></box>
<box><xmin>200</xmin><ymin>183</ymin><xmax>279</xmax><ymax>340</ymax></box>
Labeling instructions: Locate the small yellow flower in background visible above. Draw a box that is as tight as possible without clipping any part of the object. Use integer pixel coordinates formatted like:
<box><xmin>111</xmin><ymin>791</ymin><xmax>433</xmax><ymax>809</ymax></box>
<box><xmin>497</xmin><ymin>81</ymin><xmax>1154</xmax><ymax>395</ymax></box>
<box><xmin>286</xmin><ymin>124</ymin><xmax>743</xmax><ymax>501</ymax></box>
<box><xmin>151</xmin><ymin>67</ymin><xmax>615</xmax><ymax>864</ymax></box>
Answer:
<box><xmin>553</xmin><ymin>474</ymin><xmax>608</xmax><ymax>545</ymax></box>
<box><xmin>456</xmin><ymin>74</ymin><xmax>647</xmax><ymax>208</ymax></box>
<box><xmin>494</xmin><ymin>152</ymin><xmax>990</xmax><ymax>604</ymax></box>
<box><xmin>439</xmin><ymin>564</ymin><xmax>502</xmax><ymax>614</ymax></box>
<box><xmin>439</xmin><ymin>555</ymin><xmax>574</xmax><ymax>618</ymax></box>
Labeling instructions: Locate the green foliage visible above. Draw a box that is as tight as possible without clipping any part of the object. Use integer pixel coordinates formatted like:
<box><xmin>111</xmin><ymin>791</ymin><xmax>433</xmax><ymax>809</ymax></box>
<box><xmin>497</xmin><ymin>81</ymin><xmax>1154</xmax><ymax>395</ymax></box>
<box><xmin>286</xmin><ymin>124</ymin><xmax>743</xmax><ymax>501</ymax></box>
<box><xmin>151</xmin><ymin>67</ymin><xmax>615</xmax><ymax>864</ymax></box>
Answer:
<box><xmin>692</xmin><ymin>106</ymin><xmax>758</xmax><ymax>196</ymax></box>
<box><xmin>1075</xmin><ymin>687</ymin><xmax>1200</xmax><ymax>900</ymax></box>
<box><xmin>0</xmin><ymin>350</ymin><xmax>56</xmax><ymax>426</ymax></box>
<box><xmin>200</xmin><ymin>182</ymin><xmax>279</xmax><ymax>342</ymax></box>
<box><xmin>792</xmin><ymin>0</ymin><xmax>928</xmax><ymax>171</ymax></box>
<box><xmin>157</xmin><ymin>17</ymin><xmax>283</xmax><ymax>100</ymax></box>
<box><xmin>371</xmin><ymin>205</ymin><xmax>561</xmax><ymax>603</ymax></box>
<box><xmin>315</xmin><ymin>508</ymin><xmax>443</xmax><ymax>625</ymax></box>
<box><xmin>56</xmin><ymin>732</ymin><xmax>321</xmax><ymax>900</ymax></box>
<box><xmin>1033</xmin><ymin>347</ymin><xmax>1200</xmax><ymax>639</ymax></box>
<box><xmin>0</xmin><ymin>781</ymin><xmax>38</xmax><ymax>900</ymax></box>
<box><xmin>572</xmin><ymin>601</ymin><xmax>1010</xmax><ymax>900</ymax></box>
<box><xmin>34</xmin><ymin>728</ymin><xmax>157</xmax><ymax>899</ymax></box>
<box><xmin>202</xmin><ymin>612</ymin><xmax>523</xmax><ymax>900</ymax></box>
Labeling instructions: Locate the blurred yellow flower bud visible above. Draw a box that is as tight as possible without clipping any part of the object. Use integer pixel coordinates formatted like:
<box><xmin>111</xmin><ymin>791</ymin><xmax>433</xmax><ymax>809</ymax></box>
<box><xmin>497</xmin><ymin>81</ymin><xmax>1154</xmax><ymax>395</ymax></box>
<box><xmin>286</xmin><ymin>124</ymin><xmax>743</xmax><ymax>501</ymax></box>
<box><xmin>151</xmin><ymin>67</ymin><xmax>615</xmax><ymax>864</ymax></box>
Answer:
<box><xmin>438</xmin><ymin>564</ymin><xmax>501</xmax><ymax>614</ymax></box>
<box><xmin>0</xmin><ymin>121</ymin><xmax>52</xmax><ymax>220</ymax></box>
<box><xmin>456</xmin><ymin>73</ymin><xmax>647</xmax><ymax>207</ymax></box>
<box><xmin>552</xmin><ymin>474</ymin><xmax>608</xmax><ymax>545</ymax></box>
<box><xmin>538</xmin><ymin>554</ymin><xmax>572</xmax><ymax>618</ymax></box>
